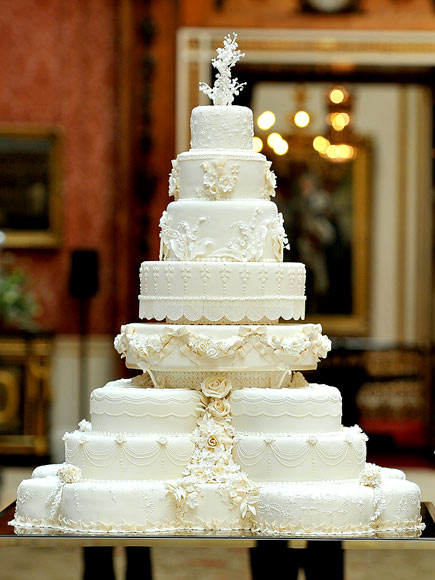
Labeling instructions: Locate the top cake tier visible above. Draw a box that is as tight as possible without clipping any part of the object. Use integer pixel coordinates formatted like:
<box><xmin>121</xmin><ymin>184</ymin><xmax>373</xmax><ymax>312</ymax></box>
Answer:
<box><xmin>169</xmin><ymin>105</ymin><xmax>275</xmax><ymax>202</ymax></box>
<box><xmin>190</xmin><ymin>105</ymin><xmax>253</xmax><ymax>150</ymax></box>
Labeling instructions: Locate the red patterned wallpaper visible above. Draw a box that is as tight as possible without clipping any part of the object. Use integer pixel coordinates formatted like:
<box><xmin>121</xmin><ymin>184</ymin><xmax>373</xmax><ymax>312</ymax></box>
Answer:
<box><xmin>0</xmin><ymin>0</ymin><xmax>119</xmax><ymax>334</ymax></box>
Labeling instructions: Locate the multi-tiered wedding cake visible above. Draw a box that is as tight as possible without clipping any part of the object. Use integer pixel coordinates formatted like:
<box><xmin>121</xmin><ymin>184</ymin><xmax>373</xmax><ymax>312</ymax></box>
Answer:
<box><xmin>11</xmin><ymin>34</ymin><xmax>424</xmax><ymax>537</ymax></box>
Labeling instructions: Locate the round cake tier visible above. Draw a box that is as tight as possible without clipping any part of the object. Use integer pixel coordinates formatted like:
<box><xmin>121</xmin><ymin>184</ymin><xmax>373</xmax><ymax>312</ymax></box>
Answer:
<box><xmin>139</xmin><ymin>261</ymin><xmax>306</xmax><ymax>323</ymax></box>
<box><xmin>232</xmin><ymin>426</ymin><xmax>367</xmax><ymax>482</ymax></box>
<box><xmin>160</xmin><ymin>200</ymin><xmax>286</xmax><ymax>262</ymax></box>
<box><xmin>190</xmin><ymin>105</ymin><xmax>253</xmax><ymax>150</ymax></box>
<box><xmin>64</xmin><ymin>431</ymin><xmax>194</xmax><ymax>480</ymax></box>
<box><xmin>174</xmin><ymin>151</ymin><xmax>275</xmax><ymax>201</ymax></box>
<box><xmin>115</xmin><ymin>323</ymin><xmax>331</xmax><ymax>373</ymax></box>
<box><xmin>90</xmin><ymin>382</ymin><xmax>204</xmax><ymax>433</ymax></box>
<box><xmin>230</xmin><ymin>385</ymin><xmax>342</xmax><ymax>434</ymax></box>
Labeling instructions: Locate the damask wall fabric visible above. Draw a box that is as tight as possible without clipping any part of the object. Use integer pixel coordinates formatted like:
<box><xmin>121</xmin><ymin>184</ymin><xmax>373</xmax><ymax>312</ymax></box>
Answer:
<box><xmin>0</xmin><ymin>1</ymin><xmax>117</xmax><ymax>333</ymax></box>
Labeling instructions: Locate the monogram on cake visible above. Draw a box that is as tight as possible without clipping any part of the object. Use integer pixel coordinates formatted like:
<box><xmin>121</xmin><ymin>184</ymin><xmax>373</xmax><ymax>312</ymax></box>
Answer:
<box><xmin>11</xmin><ymin>33</ymin><xmax>424</xmax><ymax>537</ymax></box>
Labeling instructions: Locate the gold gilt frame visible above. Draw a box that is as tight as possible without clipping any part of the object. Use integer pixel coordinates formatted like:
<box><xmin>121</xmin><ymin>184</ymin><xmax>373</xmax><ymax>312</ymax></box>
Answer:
<box><xmin>177</xmin><ymin>28</ymin><xmax>434</xmax><ymax>340</ymax></box>
<box><xmin>0</xmin><ymin>125</ymin><xmax>62</xmax><ymax>248</ymax></box>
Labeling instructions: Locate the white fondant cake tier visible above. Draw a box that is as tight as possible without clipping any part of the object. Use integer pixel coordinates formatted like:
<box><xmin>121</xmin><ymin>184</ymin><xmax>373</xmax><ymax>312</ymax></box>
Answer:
<box><xmin>90</xmin><ymin>384</ymin><xmax>204</xmax><ymax>433</ymax></box>
<box><xmin>174</xmin><ymin>151</ymin><xmax>275</xmax><ymax>201</ymax></box>
<box><xmin>64</xmin><ymin>431</ymin><xmax>194</xmax><ymax>480</ymax></box>
<box><xmin>233</xmin><ymin>426</ymin><xmax>367</xmax><ymax>482</ymax></box>
<box><xmin>190</xmin><ymin>105</ymin><xmax>253</xmax><ymax>150</ymax></box>
<box><xmin>115</xmin><ymin>323</ymin><xmax>331</xmax><ymax>373</ymax></box>
<box><xmin>160</xmin><ymin>200</ymin><xmax>286</xmax><ymax>262</ymax></box>
<box><xmin>138</xmin><ymin>261</ymin><xmax>306</xmax><ymax>323</ymax></box>
<box><xmin>11</xmin><ymin>465</ymin><xmax>423</xmax><ymax>537</ymax></box>
<box><xmin>230</xmin><ymin>385</ymin><xmax>342</xmax><ymax>434</ymax></box>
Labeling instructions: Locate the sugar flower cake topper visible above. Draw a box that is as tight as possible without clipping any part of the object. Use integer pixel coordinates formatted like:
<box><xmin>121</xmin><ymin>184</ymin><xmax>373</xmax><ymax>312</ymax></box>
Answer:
<box><xmin>199</xmin><ymin>33</ymin><xmax>246</xmax><ymax>106</ymax></box>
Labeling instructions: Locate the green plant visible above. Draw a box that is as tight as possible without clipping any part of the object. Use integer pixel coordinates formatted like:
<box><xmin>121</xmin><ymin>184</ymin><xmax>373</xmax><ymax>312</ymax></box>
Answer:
<box><xmin>0</xmin><ymin>256</ymin><xmax>38</xmax><ymax>331</ymax></box>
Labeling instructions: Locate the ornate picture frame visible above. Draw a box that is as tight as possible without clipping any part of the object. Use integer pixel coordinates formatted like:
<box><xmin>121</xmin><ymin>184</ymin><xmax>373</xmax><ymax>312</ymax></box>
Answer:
<box><xmin>0</xmin><ymin>125</ymin><xmax>62</xmax><ymax>248</ymax></box>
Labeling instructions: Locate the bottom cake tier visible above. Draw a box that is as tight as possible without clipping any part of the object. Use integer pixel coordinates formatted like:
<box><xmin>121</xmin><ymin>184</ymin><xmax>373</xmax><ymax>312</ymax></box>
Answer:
<box><xmin>11</xmin><ymin>464</ymin><xmax>424</xmax><ymax>537</ymax></box>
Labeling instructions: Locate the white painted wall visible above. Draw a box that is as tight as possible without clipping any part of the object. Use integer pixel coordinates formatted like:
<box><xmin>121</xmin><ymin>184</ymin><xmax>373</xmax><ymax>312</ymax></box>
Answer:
<box><xmin>49</xmin><ymin>335</ymin><xmax>118</xmax><ymax>462</ymax></box>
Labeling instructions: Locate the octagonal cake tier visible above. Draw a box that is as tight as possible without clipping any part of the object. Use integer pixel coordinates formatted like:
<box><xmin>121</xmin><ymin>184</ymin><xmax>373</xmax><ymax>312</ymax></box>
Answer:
<box><xmin>114</xmin><ymin>322</ymin><xmax>331</xmax><ymax>374</ymax></box>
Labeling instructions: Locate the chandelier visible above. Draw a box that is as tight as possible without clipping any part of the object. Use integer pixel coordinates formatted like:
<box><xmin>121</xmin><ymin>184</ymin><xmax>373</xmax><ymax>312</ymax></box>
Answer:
<box><xmin>254</xmin><ymin>84</ymin><xmax>358</xmax><ymax>163</ymax></box>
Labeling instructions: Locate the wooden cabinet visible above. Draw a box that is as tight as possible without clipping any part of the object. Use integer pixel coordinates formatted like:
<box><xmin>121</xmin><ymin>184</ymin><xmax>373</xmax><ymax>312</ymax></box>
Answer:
<box><xmin>311</xmin><ymin>342</ymin><xmax>432</xmax><ymax>452</ymax></box>
<box><xmin>0</xmin><ymin>334</ymin><xmax>52</xmax><ymax>456</ymax></box>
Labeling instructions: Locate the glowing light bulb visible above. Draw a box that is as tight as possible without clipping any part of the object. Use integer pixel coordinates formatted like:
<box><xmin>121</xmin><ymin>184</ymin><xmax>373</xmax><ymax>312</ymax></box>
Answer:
<box><xmin>313</xmin><ymin>136</ymin><xmax>330</xmax><ymax>154</ymax></box>
<box><xmin>326</xmin><ymin>144</ymin><xmax>339</xmax><ymax>159</ymax></box>
<box><xmin>273</xmin><ymin>138</ymin><xmax>289</xmax><ymax>155</ymax></box>
<box><xmin>338</xmin><ymin>144</ymin><xmax>355</xmax><ymax>159</ymax></box>
<box><xmin>253</xmin><ymin>136</ymin><xmax>263</xmax><ymax>152</ymax></box>
<box><xmin>329</xmin><ymin>87</ymin><xmax>348</xmax><ymax>104</ymax></box>
<box><xmin>257</xmin><ymin>111</ymin><xmax>276</xmax><ymax>131</ymax></box>
<box><xmin>267</xmin><ymin>132</ymin><xmax>283</xmax><ymax>148</ymax></box>
<box><xmin>293</xmin><ymin>110</ymin><xmax>310</xmax><ymax>128</ymax></box>
<box><xmin>331</xmin><ymin>112</ymin><xmax>350</xmax><ymax>131</ymax></box>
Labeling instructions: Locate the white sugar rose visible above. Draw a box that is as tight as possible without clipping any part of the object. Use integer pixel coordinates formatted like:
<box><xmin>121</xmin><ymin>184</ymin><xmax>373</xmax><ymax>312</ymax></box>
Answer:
<box><xmin>205</xmin><ymin>345</ymin><xmax>219</xmax><ymax>358</ymax></box>
<box><xmin>78</xmin><ymin>419</ymin><xmax>92</xmax><ymax>432</ymax></box>
<box><xmin>195</xmin><ymin>339</ymin><xmax>209</xmax><ymax>354</ymax></box>
<box><xmin>201</xmin><ymin>377</ymin><xmax>232</xmax><ymax>399</ymax></box>
<box><xmin>208</xmin><ymin>398</ymin><xmax>230</xmax><ymax>419</ymax></box>
<box><xmin>58</xmin><ymin>463</ymin><xmax>82</xmax><ymax>484</ymax></box>
<box><xmin>206</xmin><ymin>434</ymin><xmax>219</xmax><ymax>449</ymax></box>
<box><xmin>360</xmin><ymin>464</ymin><xmax>382</xmax><ymax>488</ymax></box>
<box><xmin>267</xmin><ymin>169</ymin><xmax>277</xmax><ymax>190</ymax></box>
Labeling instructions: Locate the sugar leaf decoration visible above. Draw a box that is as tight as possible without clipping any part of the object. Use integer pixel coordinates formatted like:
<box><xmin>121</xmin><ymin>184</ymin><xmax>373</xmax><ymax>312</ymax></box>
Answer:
<box><xmin>199</xmin><ymin>33</ymin><xmax>246</xmax><ymax>106</ymax></box>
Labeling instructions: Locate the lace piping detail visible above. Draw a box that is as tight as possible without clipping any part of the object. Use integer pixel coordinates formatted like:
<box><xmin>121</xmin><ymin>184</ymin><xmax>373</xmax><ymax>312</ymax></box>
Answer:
<box><xmin>139</xmin><ymin>296</ymin><xmax>306</xmax><ymax>322</ymax></box>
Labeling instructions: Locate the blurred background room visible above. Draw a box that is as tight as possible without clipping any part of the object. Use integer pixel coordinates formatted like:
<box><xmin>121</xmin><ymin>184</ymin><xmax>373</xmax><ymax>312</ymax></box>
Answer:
<box><xmin>0</xmin><ymin>1</ymin><xmax>435</xmax><ymax>578</ymax></box>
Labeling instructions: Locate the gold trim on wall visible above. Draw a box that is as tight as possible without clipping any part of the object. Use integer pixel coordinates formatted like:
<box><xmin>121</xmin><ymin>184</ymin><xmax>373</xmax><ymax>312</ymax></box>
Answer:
<box><xmin>0</xmin><ymin>335</ymin><xmax>52</xmax><ymax>455</ymax></box>
<box><xmin>396</xmin><ymin>88</ymin><xmax>407</xmax><ymax>342</ymax></box>
<box><xmin>0</xmin><ymin>369</ymin><xmax>19</xmax><ymax>425</ymax></box>
<box><xmin>415</xmin><ymin>88</ymin><xmax>433</xmax><ymax>346</ymax></box>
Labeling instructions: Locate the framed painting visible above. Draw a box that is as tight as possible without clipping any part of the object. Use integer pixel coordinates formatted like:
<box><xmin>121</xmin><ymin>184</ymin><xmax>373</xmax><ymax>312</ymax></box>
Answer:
<box><xmin>268</xmin><ymin>136</ymin><xmax>371</xmax><ymax>336</ymax></box>
<box><xmin>0</xmin><ymin>126</ymin><xmax>62</xmax><ymax>248</ymax></box>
